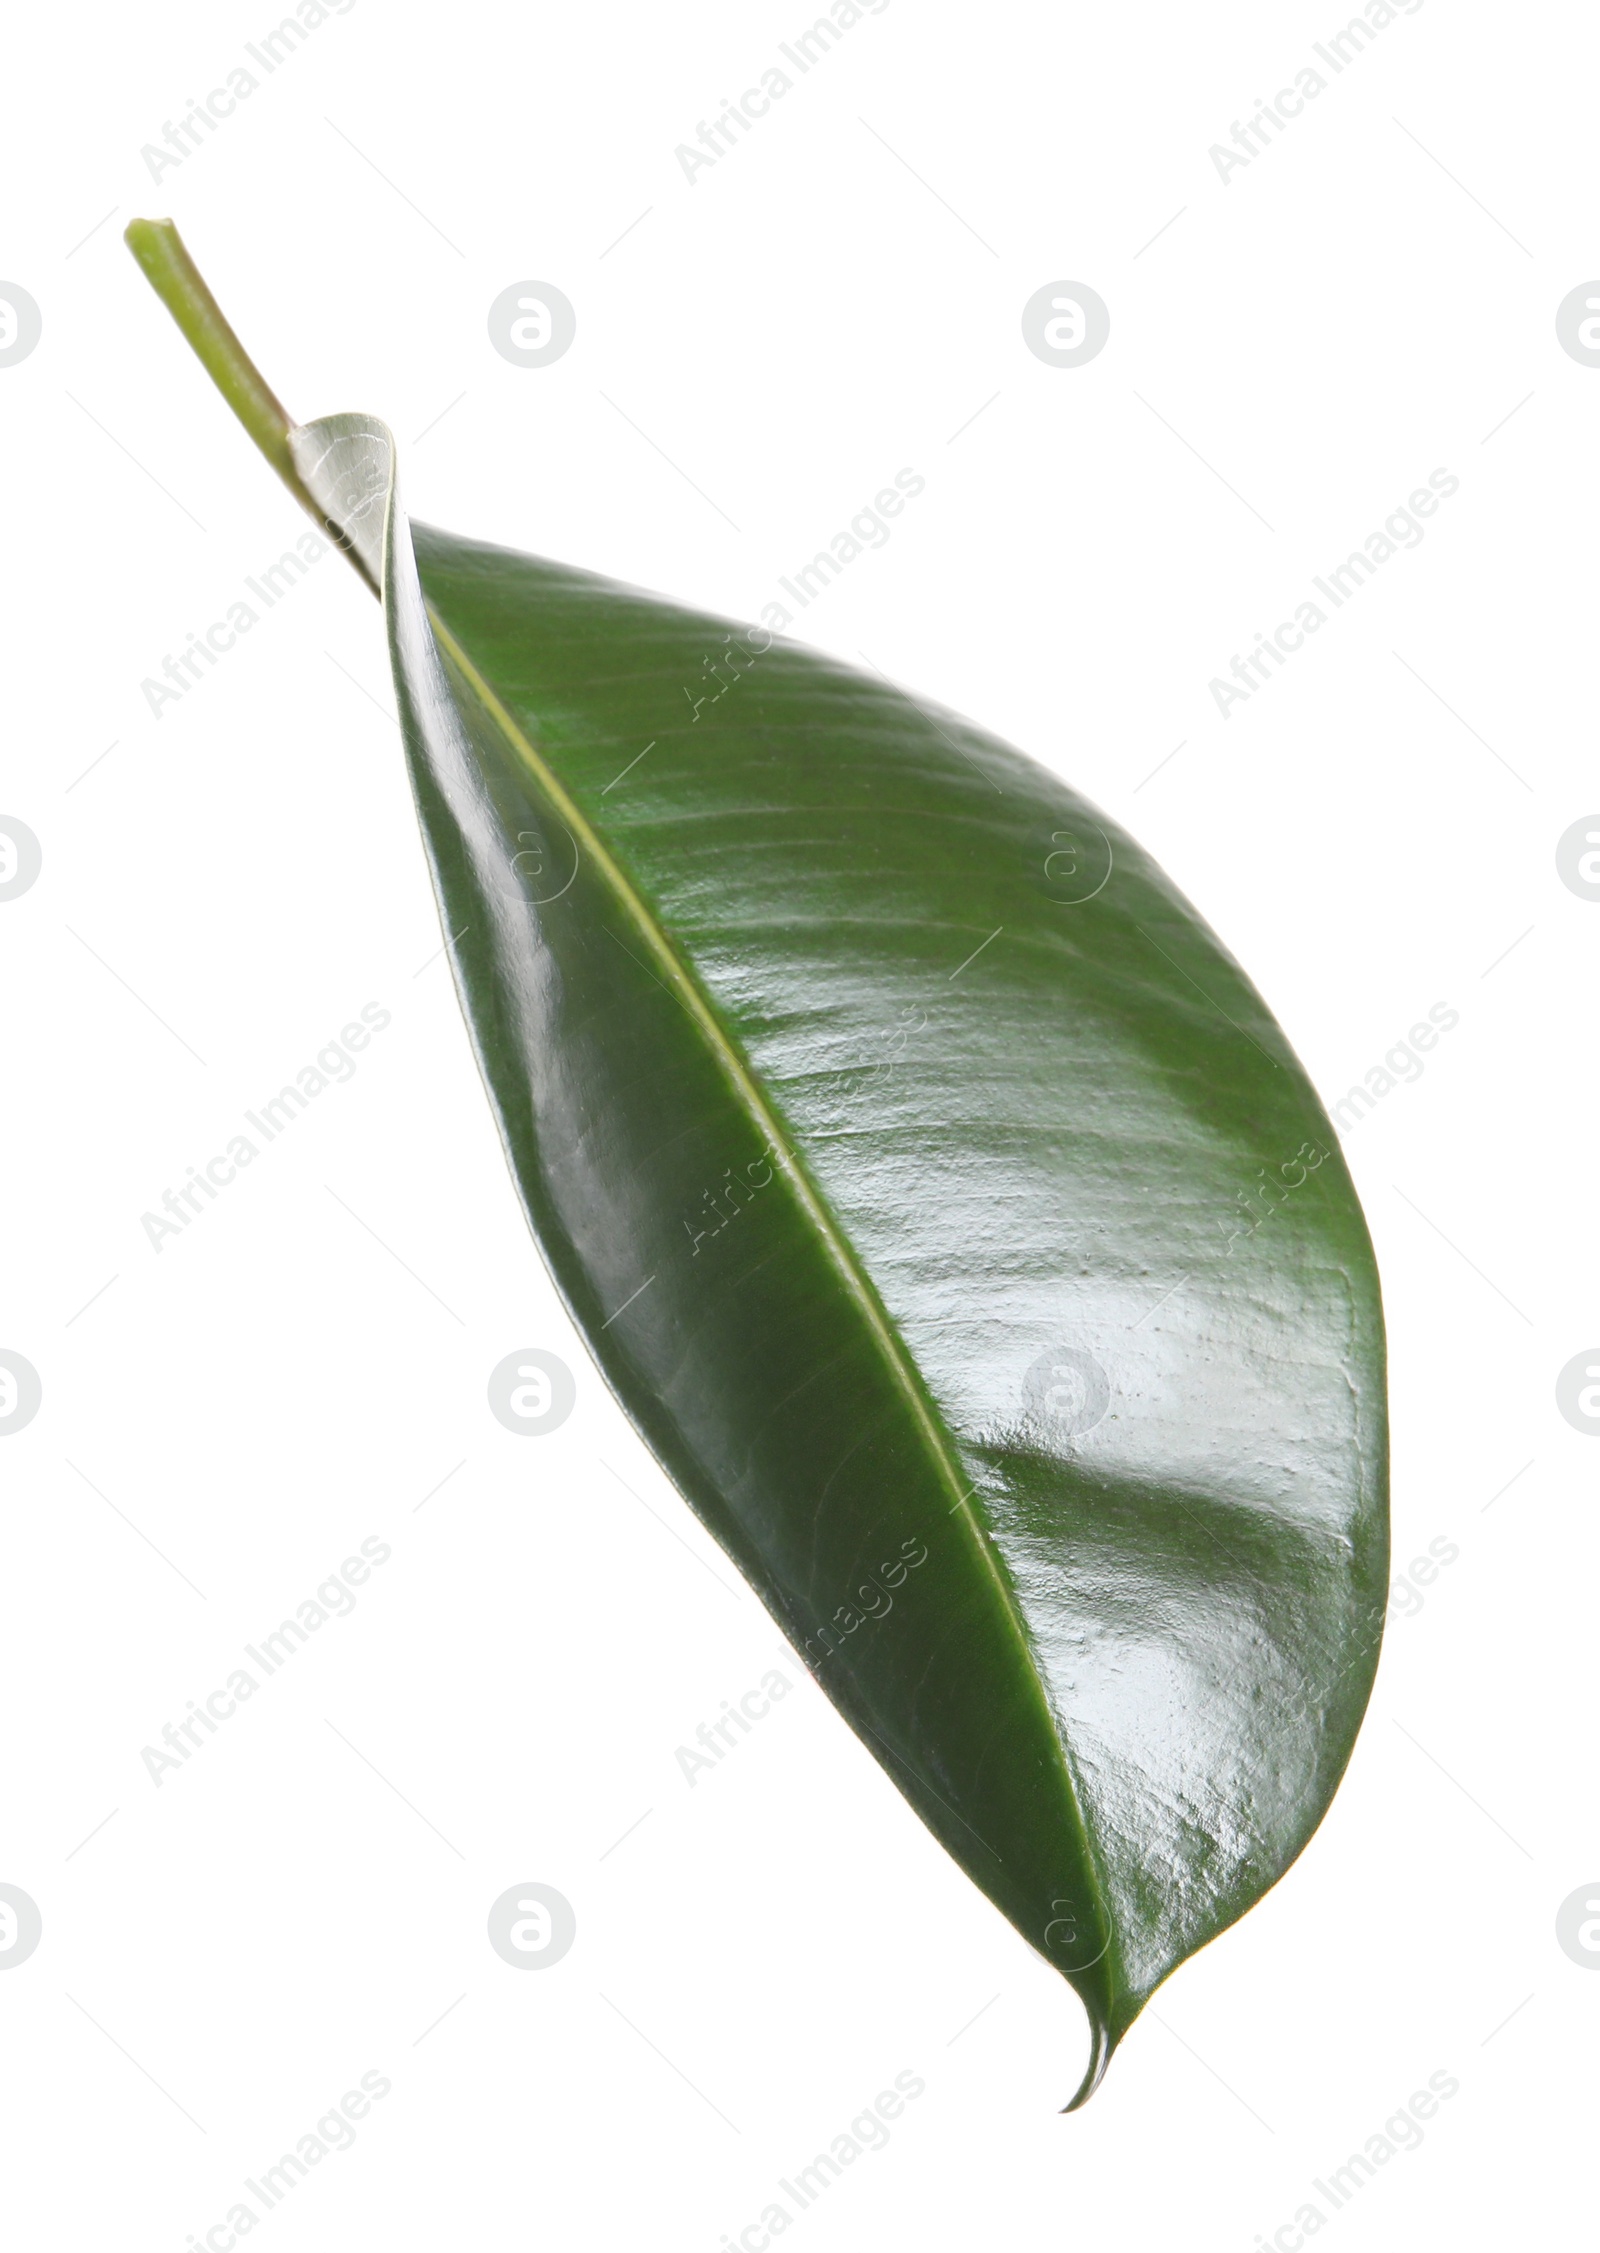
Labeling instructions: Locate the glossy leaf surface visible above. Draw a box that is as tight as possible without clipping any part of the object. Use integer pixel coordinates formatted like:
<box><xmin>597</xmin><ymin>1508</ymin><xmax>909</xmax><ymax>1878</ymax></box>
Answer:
<box><xmin>291</xmin><ymin>412</ymin><xmax>1386</xmax><ymax>2103</ymax></box>
<box><xmin>123</xmin><ymin>221</ymin><xmax>1387</xmax><ymax>2102</ymax></box>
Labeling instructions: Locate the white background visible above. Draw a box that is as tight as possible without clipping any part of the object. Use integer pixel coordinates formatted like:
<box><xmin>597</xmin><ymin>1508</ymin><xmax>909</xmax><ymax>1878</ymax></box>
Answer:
<box><xmin>1</xmin><ymin>1</ymin><xmax>1592</xmax><ymax>2245</ymax></box>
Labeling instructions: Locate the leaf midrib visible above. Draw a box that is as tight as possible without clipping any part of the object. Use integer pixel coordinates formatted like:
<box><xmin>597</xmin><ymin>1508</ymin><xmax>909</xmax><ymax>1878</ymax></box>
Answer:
<box><xmin>420</xmin><ymin>593</ymin><xmax>1112</xmax><ymax>1953</ymax></box>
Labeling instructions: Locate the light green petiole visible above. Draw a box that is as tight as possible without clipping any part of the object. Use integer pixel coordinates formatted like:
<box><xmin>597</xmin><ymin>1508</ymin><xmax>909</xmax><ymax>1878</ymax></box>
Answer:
<box><xmin>124</xmin><ymin>216</ymin><xmax>377</xmax><ymax>594</ymax></box>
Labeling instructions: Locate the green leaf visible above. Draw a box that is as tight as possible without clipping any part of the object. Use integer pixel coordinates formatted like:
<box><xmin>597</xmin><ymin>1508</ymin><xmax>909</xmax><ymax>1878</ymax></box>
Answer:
<box><xmin>127</xmin><ymin>221</ymin><xmax>1388</xmax><ymax>2106</ymax></box>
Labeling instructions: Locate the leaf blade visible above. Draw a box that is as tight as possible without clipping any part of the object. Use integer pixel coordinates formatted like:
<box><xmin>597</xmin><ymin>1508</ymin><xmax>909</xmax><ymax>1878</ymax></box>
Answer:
<box><xmin>292</xmin><ymin>411</ymin><xmax>1388</xmax><ymax>2101</ymax></box>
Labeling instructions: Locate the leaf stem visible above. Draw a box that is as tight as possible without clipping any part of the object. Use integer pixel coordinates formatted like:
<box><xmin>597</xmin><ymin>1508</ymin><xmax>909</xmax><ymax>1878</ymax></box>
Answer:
<box><xmin>124</xmin><ymin>217</ymin><xmax>376</xmax><ymax>590</ymax></box>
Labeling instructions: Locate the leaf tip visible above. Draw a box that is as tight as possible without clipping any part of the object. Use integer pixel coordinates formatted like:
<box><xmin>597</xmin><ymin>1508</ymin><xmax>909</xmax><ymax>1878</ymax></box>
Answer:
<box><xmin>1060</xmin><ymin>2015</ymin><xmax>1115</xmax><ymax>2113</ymax></box>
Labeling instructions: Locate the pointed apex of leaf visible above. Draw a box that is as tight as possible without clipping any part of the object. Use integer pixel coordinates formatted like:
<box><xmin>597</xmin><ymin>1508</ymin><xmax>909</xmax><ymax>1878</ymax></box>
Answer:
<box><xmin>1062</xmin><ymin>2019</ymin><xmax>1117</xmax><ymax>2113</ymax></box>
